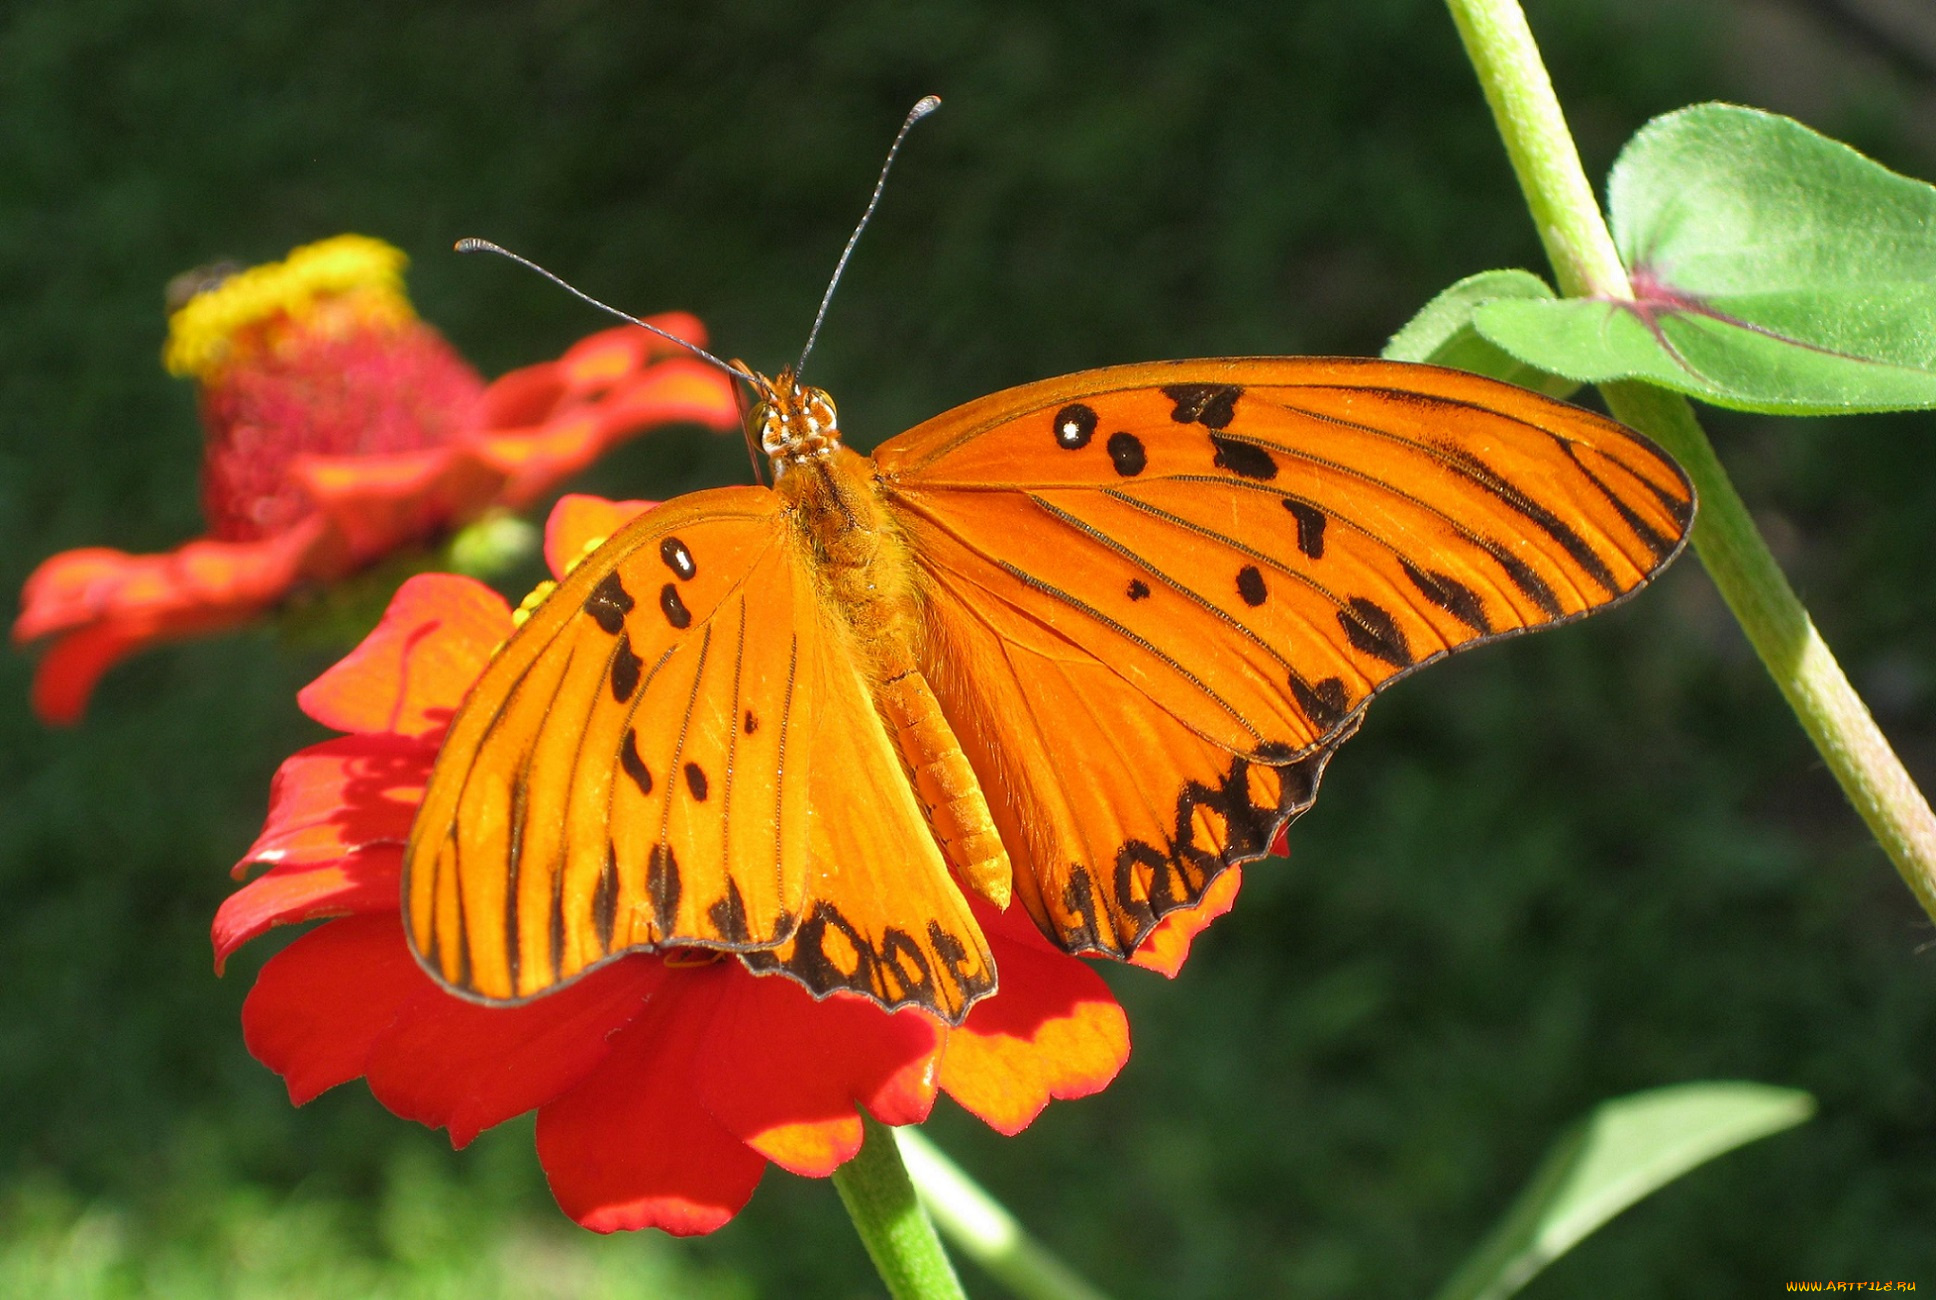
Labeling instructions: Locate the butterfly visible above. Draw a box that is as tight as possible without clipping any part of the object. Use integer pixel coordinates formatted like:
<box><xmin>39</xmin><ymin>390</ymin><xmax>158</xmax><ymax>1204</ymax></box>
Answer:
<box><xmin>403</xmin><ymin>352</ymin><xmax>1693</xmax><ymax>1024</ymax></box>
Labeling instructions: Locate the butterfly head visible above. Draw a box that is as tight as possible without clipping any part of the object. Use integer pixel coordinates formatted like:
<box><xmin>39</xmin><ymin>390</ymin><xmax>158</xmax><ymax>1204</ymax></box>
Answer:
<box><xmin>747</xmin><ymin>368</ymin><xmax>841</xmax><ymax>475</ymax></box>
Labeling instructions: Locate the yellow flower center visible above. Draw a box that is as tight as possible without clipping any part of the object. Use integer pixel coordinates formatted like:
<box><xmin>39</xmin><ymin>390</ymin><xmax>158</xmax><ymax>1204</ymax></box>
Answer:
<box><xmin>164</xmin><ymin>235</ymin><xmax>413</xmax><ymax>381</ymax></box>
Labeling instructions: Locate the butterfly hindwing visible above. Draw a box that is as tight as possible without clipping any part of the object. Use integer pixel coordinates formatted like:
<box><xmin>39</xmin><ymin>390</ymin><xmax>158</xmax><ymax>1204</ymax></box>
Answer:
<box><xmin>876</xmin><ymin>357</ymin><xmax>1692</xmax><ymax>955</ymax></box>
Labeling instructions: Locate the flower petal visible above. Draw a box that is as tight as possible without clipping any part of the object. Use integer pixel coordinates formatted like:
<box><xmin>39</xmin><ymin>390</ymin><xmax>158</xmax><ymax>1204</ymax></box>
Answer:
<box><xmin>584</xmin><ymin>359</ymin><xmax>742</xmax><ymax>447</ymax></box>
<box><xmin>214</xmin><ymin>845</ymin><xmax>401</xmax><ymax>971</ymax></box>
<box><xmin>367</xmin><ymin>957</ymin><xmax>665</xmax><ymax>1149</ymax></box>
<box><xmin>537</xmin><ymin>976</ymin><xmax>766</xmax><ymax>1235</ymax></box>
<box><xmin>239</xmin><ymin>734</ymin><xmax>430</xmax><ymax>872</ymax></box>
<box><xmin>1128</xmin><ymin>865</ymin><xmax>1242</xmax><ymax>978</ymax></box>
<box><xmin>15</xmin><ymin>525</ymin><xmax>322</xmax><ymax>724</ymax></box>
<box><xmin>241</xmin><ymin>913</ymin><xmax>426</xmax><ymax>1105</ymax></box>
<box><xmin>483</xmin><ymin>356</ymin><xmax>739</xmax><ymax>511</ymax></box>
<box><xmin>555</xmin><ymin>317</ymin><xmax>713</xmax><ymax>392</ymax></box>
<box><xmin>26</xmin><ymin>625</ymin><xmax>148</xmax><ymax>727</ymax></box>
<box><xmin>295</xmin><ymin>447</ymin><xmax>506</xmax><ymax>567</ymax></box>
<box><xmin>692</xmin><ymin>965</ymin><xmax>940</xmax><ymax>1177</ymax></box>
<box><xmin>297</xmin><ymin>573</ymin><xmax>510</xmax><ymax>737</ymax></box>
<box><xmin>542</xmin><ymin>495</ymin><xmax>656</xmax><ymax>581</ymax></box>
<box><xmin>939</xmin><ymin>908</ymin><xmax>1130</xmax><ymax>1136</ymax></box>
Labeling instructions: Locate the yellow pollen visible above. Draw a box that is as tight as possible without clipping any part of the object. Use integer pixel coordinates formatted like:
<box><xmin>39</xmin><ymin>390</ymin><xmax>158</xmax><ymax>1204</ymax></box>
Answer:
<box><xmin>163</xmin><ymin>234</ymin><xmax>413</xmax><ymax>381</ymax></box>
<box><xmin>511</xmin><ymin>579</ymin><xmax>557</xmax><ymax>628</ymax></box>
<box><xmin>565</xmin><ymin>535</ymin><xmax>609</xmax><ymax>575</ymax></box>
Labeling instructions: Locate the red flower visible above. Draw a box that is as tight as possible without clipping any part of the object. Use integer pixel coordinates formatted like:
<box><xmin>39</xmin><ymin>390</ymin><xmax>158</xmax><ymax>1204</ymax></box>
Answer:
<box><xmin>216</xmin><ymin>493</ymin><xmax>1261</xmax><ymax>1235</ymax></box>
<box><xmin>15</xmin><ymin>235</ymin><xmax>738</xmax><ymax>724</ymax></box>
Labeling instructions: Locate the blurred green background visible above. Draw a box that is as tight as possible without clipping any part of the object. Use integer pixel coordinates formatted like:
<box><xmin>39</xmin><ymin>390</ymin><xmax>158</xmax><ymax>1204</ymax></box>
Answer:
<box><xmin>4</xmin><ymin>0</ymin><xmax>1934</xmax><ymax>1294</ymax></box>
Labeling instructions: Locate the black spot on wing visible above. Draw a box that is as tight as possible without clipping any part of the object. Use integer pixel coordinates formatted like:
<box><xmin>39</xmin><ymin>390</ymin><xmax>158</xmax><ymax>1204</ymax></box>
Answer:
<box><xmin>743</xmin><ymin>709</ymin><xmax>759</xmax><ymax>734</ymax></box>
<box><xmin>1162</xmin><ymin>382</ymin><xmax>1242</xmax><ymax>428</ymax></box>
<box><xmin>1210</xmin><ymin>433</ymin><xmax>1279</xmax><ymax>481</ymax></box>
<box><xmin>1489</xmin><ymin>546</ymin><xmax>1565</xmax><ymax>619</ymax></box>
<box><xmin>1236</xmin><ymin>565</ymin><xmax>1268</xmax><ymax>607</ymax></box>
<box><xmin>584</xmin><ymin>572</ymin><xmax>634</xmax><ymax>633</ymax></box>
<box><xmin>660</xmin><ymin>536</ymin><xmax>697</xmax><ymax>580</ymax></box>
<box><xmin>927</xmin><ymin>920</ymin><xmax>971</xmax><ymax>985</ymax></box>
<box><xmin>1060</xmin><ymin>868</ymin><xmax>1103</xmax><ymax>950</ymax></box>
<box><xmin>683</xmin><ymin>762</ymin><xmax>709</xmax><ymax>801</ymax></box>
<box><xmin>610</xmin><ymin>634</ymin><xmax>642</xmax><ymax>702</ymax></box>
<box><xmin>707</xmin><ymin>878</ymin><xmax>751</xmax><ymax>943</ymax></box>
<box><xmin>1127</xmin><ymin>578</ymin><xmax>1151</xmax><ymax>601</ymax></box>
<box><xmin>1107</xmin><ymin>431</ymin><xmax>1147</xmax><ymax>477</ymax></box>
<box><xmin>773</xmin><ymin>901</ymin><xmax>874</xmax><ymax>995</ymax></box>
<box><xmin>1340</xmin><ymin>596</ymin><xmax>1414</xmax><ymax>669</ymax></box>
<box><xmin>1054</xmin><ymin>403</ymin><xmax>1097</xmax><ymax>449</ymax></box>
<box><xmin>647</xmin><ymin>842</ymin><xmax>680</xmax><ymax>936</ymax></box>
<box><xmin>1290</xmin><ymin>674</ymin><xmax>1351</xmax><ymax>731</ymax></box>
<box><xmin>1073</xmin><ymin>749</ymin><xmax>1332</xmax><ymax>962</ymax></box>
<box><xmin>659</xmin><ymin>583</ymin><xmax>692</xmax><ymax>629</ymax></box>
<box><xmin>593</xmin><ymin>847</ymin><xmax>619</xmax><ymax>951</ymax></box>
<box><xmin>619</xmin><ymin>728</ymin><xmax>653</xmax><ymax>795</ymax></box>
<box><xmin>1282</xmin><ymin>498</ymin><xmax>1327</xmax><ymax>559</ymax></box>
<box><xmin>877</xmin><ymin>928</ymin><xmax>935</xmax><ymax>1005</ymax></box>
<box><xmin>1399</xmin><ymin>558</ymin><xmax>1492</xmax><ymax>635</ymax></box>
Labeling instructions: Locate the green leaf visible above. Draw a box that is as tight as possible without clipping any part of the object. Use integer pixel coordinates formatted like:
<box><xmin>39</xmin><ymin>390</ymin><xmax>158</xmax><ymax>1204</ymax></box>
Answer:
<box><xmin>1433</xmin><ymin>1082</ymin><xmax>1815</xmax><ymax>1300</ymax></box>
<box><xmin>1383</xmin><ymin>269</ymin><xmax>1579</xmax><ymax>399</ymax></box>
<box><xmin>1472</xmin><ymin>103</ymin><xmax>1936</xmax><ymax>413</ymax></box>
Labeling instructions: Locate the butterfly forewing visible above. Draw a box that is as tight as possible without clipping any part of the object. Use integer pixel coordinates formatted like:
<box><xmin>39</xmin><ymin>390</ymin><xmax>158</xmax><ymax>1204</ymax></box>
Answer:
<box><xmin>405</xmin><ymin>483</ymin><xmax>998</xmax><ymax>1021</ymax></box>
<box><xmin>406</xmin><ymin>488</ymin><xmax>817</xmax><ymax>1001</ymax></box>
<box><xmin>875</xmin><ymin>357</ymin><xmax>1692</xmax><ymax>956</ymax></box>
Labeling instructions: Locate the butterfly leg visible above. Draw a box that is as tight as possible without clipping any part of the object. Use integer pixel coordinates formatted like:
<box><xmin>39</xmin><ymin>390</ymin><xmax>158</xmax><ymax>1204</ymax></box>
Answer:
<box><xmin>877</xmin><ymin>667</ymin><xmax>1013</xmax><ymax>909</ymax></box>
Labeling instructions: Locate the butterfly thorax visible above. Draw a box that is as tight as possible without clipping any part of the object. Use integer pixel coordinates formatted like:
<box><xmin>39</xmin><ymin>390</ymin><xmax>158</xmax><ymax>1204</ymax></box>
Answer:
<box><xmin>777</xmin><ymin>440</ymin><xmax>923</xmax><ymax>686</ymax></box>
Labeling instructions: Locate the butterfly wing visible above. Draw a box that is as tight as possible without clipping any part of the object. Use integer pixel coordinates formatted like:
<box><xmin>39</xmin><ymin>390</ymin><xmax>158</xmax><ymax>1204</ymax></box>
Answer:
<box><xmin>404</xmin><ymin>485</ymin><xmax>995</xmax><ymax>1018</ymax></box>
<box><xmin>876</xmin><ymin>357</ymin><xmax>1692</xmax><ymax>957</ymax></box>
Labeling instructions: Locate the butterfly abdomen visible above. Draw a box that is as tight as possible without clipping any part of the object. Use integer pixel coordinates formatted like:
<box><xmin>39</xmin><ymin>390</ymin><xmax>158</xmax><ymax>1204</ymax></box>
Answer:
<box><xmin>877</xmin><ymin>668</ymin><xmax>1014</xmax><ymax>908</ymax></box>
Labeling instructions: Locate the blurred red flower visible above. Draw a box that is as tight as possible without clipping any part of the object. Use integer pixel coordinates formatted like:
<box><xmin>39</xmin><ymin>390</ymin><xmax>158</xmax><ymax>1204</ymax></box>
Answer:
<box><xmin>14</xmin><ymin>235</ymin><xmax>738</xmax><ymax>724</ymax></box>
<box><xmin>213</xmin><ymin>493</ymin><xmax>1250</xmax><ymax>1234</ymax></box>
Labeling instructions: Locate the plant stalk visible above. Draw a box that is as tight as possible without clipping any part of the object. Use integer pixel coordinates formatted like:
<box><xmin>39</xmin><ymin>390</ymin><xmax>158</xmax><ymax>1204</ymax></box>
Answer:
<box><xmin>831</xmin><ymin>1115</ymin><xmax>969</xmax><ymax>1300</ymax></box>
<box><xmin>1442</xmin><ymin>0</ymin><xmax>1936</xmax><ymax>923</ymax></box>
<box><xmin>897</xmin><ymin>1127</ymin><xmax>1117</xmax><ymax>1300</ymax></box>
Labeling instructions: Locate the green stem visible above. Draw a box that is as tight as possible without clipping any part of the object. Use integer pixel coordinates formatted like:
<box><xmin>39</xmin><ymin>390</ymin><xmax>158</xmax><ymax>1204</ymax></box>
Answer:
<box><xmin>897</xmin><ymin>1127</ymin><xmax>1117</xmax><ymax>1300</ymax></box>
<box><xmin>831</xmin><ymin>1116</ymin><xmax>968</xmax><ymax>1300</ymax></box>
<box><xmin>1443</xmin><ymin>0</ymin><xmax>1936</xmax><ymax>923</ymax></box>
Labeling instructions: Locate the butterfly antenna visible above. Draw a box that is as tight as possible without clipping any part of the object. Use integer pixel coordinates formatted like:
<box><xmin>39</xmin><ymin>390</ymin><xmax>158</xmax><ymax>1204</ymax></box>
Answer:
<box><xmin>455</xmin><ymin>237</ymin><xmax>749</xmax><ymax>383</ymax></box>
<box><xmin>795</xmin><ymin>94</ymin><xmax>941</xmax><ymax>379</ymax></box>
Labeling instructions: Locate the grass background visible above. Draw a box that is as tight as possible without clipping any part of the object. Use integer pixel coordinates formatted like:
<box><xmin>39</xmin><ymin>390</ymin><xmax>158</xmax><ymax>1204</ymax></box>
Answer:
<box><xmin>3</xmin><ymin>0</ymin><xmax>1935</xmax><ymax>1293</ymax></box>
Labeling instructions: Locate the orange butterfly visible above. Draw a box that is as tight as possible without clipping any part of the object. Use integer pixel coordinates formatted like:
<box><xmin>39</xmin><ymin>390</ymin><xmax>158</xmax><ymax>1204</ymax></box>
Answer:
<box><xmin>405</xmin><ymin>104</ymin><xmax>1693</xmax><ymax>1025</ymax></box>
<box><xmin>405</xmin><ymin>353</ymin><xmax>1691</xmax><ymax>1024</ymax></box>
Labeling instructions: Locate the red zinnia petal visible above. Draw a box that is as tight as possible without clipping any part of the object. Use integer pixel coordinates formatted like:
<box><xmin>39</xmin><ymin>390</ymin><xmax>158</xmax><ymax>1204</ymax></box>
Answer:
<box><xmin>537</xmin><ymin>981</ymin><xmax>767</xmax><ymax>1235</ymax></box>
<box><xmin>297</xmin><ymin>573</ymin><xmax>509</xmax><ymax>737</ymax></box>
<box><xmin>16</xmin><ymin>524</ymin><xmax>322</xmax><ymax>724</ymax></box>
<box><xmin>293</xmin><ymin>448</ymin><xmax>504</xmax><ymax>567</ymax></box>
<box><xmin>239</xmin><ymin>733</ymin><xmax>430</xmax><ymax>872</ymax></box>
<box><xmin>367</xmin><ymin>957</ymin><xmax>665</xmax><ymax>1149</ymax></box>
<box><xmin>214</xmin><ymin>844</ymin><xmax>401</xmax><ymax>971</ymax></box>
<box><xmin>940</xmin><ymin>905</ymin><xmax>1130</xmax><ymax>1135</ymax></box>
<box><xmin>691</xmin><ymin>965</ymin><xmax>941</xmax><ymax>1177</ymax></box>
<box><xmin>26</xmin><ymin>625</ymin><xmax>149</xmax><ymax>728</ymax></box>
<box><xmin>543</xmin><ymin>494</ymin><xmax>656</xmax><ymax>580</ymax></box>
<box><xmin>242</xmin><ymin>913</ymin><xmax>426</xmax><ymax>1106</ymax></box>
